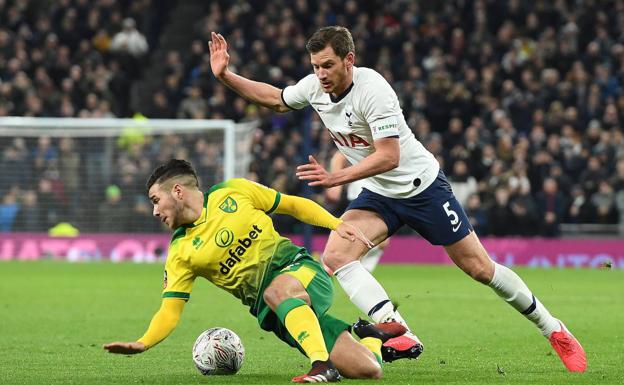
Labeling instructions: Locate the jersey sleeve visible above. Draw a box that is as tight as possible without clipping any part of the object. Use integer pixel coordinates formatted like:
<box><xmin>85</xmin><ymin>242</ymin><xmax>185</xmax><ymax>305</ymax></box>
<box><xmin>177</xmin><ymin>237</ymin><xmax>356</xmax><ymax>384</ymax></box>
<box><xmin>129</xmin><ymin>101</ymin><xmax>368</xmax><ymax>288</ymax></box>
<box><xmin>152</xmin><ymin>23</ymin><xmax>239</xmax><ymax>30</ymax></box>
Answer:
<box><xmin>359</xmin><ymin>72</ymin><xmax>402</xmax><ymax>140</ymax></box>
<box><xmin>281</xmin><ymin>74</ymin><xmax>315</xmax><ymax>110</ymax></box>
<box><xmin>162</xmin><ymin>245</ymin><xmax>195</xmax><ymax>301</ymax></box>
<box><xmin>228</xmin><ymin>178</ymin><xmax>281</xmax><ymax>214</ymax></box>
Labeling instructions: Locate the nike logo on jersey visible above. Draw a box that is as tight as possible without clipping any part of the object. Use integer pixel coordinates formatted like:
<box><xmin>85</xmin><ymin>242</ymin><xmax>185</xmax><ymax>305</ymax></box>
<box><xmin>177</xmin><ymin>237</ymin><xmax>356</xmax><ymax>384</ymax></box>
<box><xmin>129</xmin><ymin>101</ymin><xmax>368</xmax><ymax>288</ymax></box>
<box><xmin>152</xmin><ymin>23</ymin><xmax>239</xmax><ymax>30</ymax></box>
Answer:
<box><xmin>452</xmin><ymin>221</ymin><xmax>463</xmax><ymax>233</ymax></box>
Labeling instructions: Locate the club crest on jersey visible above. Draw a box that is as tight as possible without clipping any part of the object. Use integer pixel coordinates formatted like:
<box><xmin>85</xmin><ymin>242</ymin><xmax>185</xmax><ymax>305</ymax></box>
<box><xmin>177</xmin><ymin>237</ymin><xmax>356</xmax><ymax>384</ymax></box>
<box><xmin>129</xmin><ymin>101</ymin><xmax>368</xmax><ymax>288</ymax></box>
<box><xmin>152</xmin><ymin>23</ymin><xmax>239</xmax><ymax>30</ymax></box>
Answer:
<box><xmin>215</xmin><ymin>227</ymin><xmax>234</xmax><ymax>247</ymax></box>
<box><xmin>344</xmin><ymin>104</ymin><xmax>354</xmax><ymax>127</ymax></box>
<box><xmin>219</xmin><ymin>196</ymin><xmax>238</xmax><ymax>213</ymax></box>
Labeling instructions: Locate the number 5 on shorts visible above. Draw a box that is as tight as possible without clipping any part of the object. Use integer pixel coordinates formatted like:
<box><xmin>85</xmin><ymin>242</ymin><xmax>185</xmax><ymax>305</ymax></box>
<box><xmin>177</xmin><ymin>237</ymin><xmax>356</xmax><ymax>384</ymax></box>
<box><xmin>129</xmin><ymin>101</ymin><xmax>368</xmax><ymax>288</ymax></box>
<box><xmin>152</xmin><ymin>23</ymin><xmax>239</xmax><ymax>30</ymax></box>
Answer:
<box><xmin>443</xmin><ymin>201</ymin><xmax>462</xmax><ymax>232</ymax></box>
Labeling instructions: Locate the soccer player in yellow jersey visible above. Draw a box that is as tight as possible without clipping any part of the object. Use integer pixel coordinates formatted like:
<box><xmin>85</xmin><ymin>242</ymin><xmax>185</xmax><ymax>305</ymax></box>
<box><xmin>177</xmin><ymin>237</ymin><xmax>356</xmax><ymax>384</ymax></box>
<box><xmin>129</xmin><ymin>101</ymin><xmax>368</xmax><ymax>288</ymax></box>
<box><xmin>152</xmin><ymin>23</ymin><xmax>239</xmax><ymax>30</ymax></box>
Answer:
<box><xmin>104</xmin><ymin>159</ymin><xmax>407</xmax><ymax>383</ymax></box>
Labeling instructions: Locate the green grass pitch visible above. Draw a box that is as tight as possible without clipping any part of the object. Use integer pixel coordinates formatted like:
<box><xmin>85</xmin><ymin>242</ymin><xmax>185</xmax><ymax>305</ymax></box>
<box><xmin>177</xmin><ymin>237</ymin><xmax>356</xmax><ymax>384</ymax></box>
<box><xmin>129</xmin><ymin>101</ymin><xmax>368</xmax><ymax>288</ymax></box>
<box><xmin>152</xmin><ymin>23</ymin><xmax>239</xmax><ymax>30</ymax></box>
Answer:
<box><xmin>0</xmin><ymin>261</ymin><xmax>622</xmax><ymax>384</ymax></box>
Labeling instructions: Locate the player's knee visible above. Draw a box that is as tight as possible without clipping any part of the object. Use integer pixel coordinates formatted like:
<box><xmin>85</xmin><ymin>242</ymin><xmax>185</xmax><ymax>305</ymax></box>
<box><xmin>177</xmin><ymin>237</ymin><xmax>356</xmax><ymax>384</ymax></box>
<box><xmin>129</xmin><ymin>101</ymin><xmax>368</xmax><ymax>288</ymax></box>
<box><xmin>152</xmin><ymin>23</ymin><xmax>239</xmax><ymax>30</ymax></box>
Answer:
<box><xmin>465</xmin><ymin>261</ymin><xmax>494</xmax><ymax>284</ymax></box>
<box><xmin>262</xmin><ymin>285</ymin><xmax>284</xmax><ymax>310</ymax></box>
<box><xmin>359</xmin><ymin>362</ymin><xmax>382</xmax><ymax>379</ymax></box>
<box><xmin>323</xmin><ymin>247</ymin><xmax>357</xmax><ymax>271</ymax></box>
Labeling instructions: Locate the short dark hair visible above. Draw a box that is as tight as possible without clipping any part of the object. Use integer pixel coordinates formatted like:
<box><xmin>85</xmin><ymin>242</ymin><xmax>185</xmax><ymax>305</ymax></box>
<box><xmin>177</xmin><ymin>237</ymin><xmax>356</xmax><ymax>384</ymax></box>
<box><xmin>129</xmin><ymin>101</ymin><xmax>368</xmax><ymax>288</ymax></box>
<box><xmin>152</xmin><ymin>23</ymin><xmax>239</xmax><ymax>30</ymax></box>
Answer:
<box><xmin>146</xmin><ymin>159</ymin><xmax>199</xmax><ymax>191</ymax></box>
<box><xmin>306</xmin><ymin>26</ymin><xmax>355</xmax><ymax>58</ymax></box>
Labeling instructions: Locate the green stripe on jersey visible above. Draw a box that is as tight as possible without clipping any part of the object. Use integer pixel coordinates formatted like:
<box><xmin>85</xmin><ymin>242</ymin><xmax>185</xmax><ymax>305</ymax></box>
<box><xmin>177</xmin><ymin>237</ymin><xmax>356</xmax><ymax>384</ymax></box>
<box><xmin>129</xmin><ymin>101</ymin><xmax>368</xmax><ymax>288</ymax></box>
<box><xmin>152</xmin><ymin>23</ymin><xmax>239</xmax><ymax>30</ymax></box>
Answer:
<box><xmin>163</xmin><ymin>291</ymin><xmax>190</xmax><ymax>299</ymax></box>
<box><xmin>208</xmin><ymin>182</ymin><xmax>227</xmax><ymax>195</ymax></box>
<box><xmin>266</xmin><ymin>192</ymin><xmax>281</xmax><ymax>214</ymax></box>
<box><xmin>170</xmin><ymin>227</ymin><xmax>186</xmax><ymax>244</ymax></box>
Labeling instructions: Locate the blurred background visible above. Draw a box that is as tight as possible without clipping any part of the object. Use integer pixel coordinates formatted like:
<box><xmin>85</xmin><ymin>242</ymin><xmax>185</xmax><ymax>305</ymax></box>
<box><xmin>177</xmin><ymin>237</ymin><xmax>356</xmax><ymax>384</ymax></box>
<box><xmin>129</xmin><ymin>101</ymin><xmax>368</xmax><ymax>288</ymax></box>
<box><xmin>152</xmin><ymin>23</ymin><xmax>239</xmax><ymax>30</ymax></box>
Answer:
<box><xmin>0</xmin><ymin>0</ymin><xmax>623</xmax><ymax>243</ymax></box>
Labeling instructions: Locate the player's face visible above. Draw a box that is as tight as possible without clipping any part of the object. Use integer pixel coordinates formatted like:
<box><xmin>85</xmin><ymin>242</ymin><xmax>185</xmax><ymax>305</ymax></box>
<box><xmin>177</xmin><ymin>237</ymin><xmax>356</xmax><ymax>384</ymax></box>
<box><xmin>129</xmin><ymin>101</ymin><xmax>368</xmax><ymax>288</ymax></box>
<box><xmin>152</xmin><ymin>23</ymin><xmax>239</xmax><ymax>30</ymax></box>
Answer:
<box><xmin>148</xmin><ymin>183</ymin><xmax>184</xmax><ymax>230</ymax></box>
<box><xmin>310</xmin><ymin>45</ymin><xmax>354</xmax><ymax>96</ymax></box>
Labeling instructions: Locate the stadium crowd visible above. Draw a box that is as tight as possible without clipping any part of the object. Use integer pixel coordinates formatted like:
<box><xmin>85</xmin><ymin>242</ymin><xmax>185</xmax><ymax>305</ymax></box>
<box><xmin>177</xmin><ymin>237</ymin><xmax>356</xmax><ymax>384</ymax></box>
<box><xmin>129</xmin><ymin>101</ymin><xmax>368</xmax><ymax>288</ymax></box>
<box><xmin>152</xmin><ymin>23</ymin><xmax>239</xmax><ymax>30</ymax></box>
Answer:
<box><xmin>1</xmin><ymin>0</ymin><xmax>624</xmax><ymax>237</ymax></box>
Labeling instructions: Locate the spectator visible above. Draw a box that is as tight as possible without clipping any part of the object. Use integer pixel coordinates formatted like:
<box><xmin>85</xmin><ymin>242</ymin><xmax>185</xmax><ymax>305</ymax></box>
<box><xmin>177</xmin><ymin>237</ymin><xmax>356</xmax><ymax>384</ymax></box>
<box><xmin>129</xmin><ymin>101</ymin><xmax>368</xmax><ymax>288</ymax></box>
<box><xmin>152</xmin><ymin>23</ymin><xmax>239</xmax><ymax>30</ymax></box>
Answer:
<box><xmin>110</xmin><ymin>18</ymin><xmax>148</xmax><ymax>58</ymax></box>
<box><xmin>536</xmin><ymin>178</ymin><xmax>566</xmax><ymax>237</ymax></box>
<box><xmin>488</xmin><ymin>187</ymin><xmax>514</xmax><ymax>236</ymax></box>
<box><xmin>566</xmin><ymin>185</ymin><xmax>594</xmax><ymax>224</ymax></box>
<box><xmin>146</xmin><ymin>90</ymin><xmax>175</xmax><ymax>118</ymax></box>
<box><xmin>0</xmin><ymin>188</ymin><xmax>20</xmax><ymax>232</ymax></box>
<box><xmin>58</xmin><ymin>137</ymin><xmax>80</xmax><ymax>219</ymax></box>
<box><xmin>110</xmin><ymin>17</ymin><xmax>148</xmax><ymax>79</ymax></box>
<box><xmin>579</xmin><ymin>156</ymin><xmax>606</xmax><ymax>196</ymax></box>
<box><xmin>0</xmin><ymin>139</ymin><xmax>30</xmax><ymax>193</ymax></box>
<box><xmin>177</xmin><ymin>85</ymin><xmax>208</xmax><ymax>119</ymax></box>
<box><xmin>464</xmin><ymin>193</ymin><xmax>489</xmax><ymax>236</ymax></box>
<box><xmin>509</xmin><ymin>185</ymin><xmax>539</xmax><ymax>237</ymax></box>
<box><xmin>37</xmin><ymin>178</ymin><xmax>62</xmax><ymax>230</ymax></box>
<box><xmin>97</xmin><ymin>185</ymin><xmax>128</xmax><ymax>232</ymax></box>
<box><xmin>590</xmin><ymin>181</ymin><xmax>617</xmax><ymax>224</ymax></box>
<box><xmin>610</xmin><ymin>158</ymin><xmax>624</xmax><ymax>192</ymax></box>
<box><xmin>13</xmin><ymin>190</ymin><xmax>45</xmax><ymax>232</ymax></box>
<box><xmin>448</xmin><ymin>159</ymin><xmax>478</xmax><ymax>206</ymax></box>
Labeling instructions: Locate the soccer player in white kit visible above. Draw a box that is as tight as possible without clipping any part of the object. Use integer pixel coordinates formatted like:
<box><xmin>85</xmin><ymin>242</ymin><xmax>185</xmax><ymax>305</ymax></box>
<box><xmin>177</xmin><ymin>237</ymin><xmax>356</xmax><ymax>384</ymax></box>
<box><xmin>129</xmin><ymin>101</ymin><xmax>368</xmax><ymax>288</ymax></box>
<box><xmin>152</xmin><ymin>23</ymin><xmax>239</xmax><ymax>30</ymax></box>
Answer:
<box><xmin>209</xmin><ymin>26</ymin><xmax>586</xmax><ymax>372</ymax></box>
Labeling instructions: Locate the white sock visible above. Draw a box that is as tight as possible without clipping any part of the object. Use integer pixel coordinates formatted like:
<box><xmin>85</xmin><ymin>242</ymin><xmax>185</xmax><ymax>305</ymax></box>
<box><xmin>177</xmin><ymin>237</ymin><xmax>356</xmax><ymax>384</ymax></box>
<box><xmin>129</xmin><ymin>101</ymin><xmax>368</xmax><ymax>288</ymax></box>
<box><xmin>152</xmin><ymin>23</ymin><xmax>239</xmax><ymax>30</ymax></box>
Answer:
<box><xmin>488</xmin><ymin>263</ymin><xmax>560</xmax><ymax>336</ymax></box>
<box><xmin>360</xmin><ymin>245</ymin><xmax>383</xmax><ymax>272</ymax></box>
<box><xmin>334</xmin><ymin>261</ymin><xmax>396</xmax><ymax>323</ymax></box>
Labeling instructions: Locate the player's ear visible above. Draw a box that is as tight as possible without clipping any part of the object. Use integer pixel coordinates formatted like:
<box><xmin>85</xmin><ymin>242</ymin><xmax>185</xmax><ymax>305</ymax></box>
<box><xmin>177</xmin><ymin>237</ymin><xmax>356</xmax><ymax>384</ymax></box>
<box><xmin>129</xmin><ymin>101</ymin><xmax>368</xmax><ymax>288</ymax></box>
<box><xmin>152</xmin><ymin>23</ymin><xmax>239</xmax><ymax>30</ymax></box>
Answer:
<box><xmin>345</xmin><ymin>52</ymin><xmax>355</xmax><ymax>69</ymax></box>
<box><xmin>172</xmin><ymin>183</ymin><xmax>183</xmax><ymax>199</ymax></box>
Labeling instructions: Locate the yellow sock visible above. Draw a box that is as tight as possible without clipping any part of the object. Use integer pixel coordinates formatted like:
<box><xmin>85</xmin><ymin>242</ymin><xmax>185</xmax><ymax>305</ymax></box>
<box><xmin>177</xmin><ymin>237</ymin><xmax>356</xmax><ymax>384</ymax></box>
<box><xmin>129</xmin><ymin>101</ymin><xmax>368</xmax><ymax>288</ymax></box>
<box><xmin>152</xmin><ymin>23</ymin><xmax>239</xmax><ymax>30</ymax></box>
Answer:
<box><xmin>360</xmin><ymin>337</ymin><xmax>383</xmax><ymax>365</ymax></box>
<box><xmin>278</xmin><ymin>298</ymin><xmax>329</xmax><ymax>363</ymax></box>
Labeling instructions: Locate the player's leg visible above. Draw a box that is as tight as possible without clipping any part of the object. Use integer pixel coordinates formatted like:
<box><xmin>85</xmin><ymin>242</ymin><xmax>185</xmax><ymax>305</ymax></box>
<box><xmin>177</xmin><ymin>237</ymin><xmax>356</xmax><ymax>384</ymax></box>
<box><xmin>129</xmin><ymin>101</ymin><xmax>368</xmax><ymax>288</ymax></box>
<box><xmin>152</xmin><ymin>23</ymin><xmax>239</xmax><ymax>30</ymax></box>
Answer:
<box><xmin>320</xmin><ymin>315</ymin><xmax>407</xmax><ymax>379</ymax></box>
<box><xmin>329</xmin><ymin>330</ymin><xmax>382</xmax><ymax>379</ymax></box>
<box><xmin>406</xmin><ymin>170</ymin><xmax>585</xmax><ymax>371</ymax></box>
<box><xmin>263</xmin><ymin>255</ymin><xmax>349</xmax><ymax>382</ymax></box>
<box><xmin>263</xmin><ymin>274</ymin><xmax>329</xmax><ymax>362</ymax></box>
<box><xmin>445</xmin><ymin>231</ymin><xmax>587</xmax><ymax>372</ymax></box>
<box><xmin>360</xmin><ymin>237</ymin><xmax>389</xmax><ymax>272</ymax></box>
<box><xmin>323</xmin><ymin>208</ymin><xmax>423</xmax><ymax>361</ymax></box>
<box><xmin>323</xmin><ymin>210</ymin><xmax>396</xmax><ymax>323</ymax></box>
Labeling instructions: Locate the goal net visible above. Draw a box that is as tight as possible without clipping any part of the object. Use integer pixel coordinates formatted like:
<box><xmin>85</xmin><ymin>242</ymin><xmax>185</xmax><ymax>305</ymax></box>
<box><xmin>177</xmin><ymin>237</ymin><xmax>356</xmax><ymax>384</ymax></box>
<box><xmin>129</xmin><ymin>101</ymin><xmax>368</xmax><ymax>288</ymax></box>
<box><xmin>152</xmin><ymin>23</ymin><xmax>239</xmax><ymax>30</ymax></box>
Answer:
<box><xmin>0</xmin><ymin>117</ymin><xmax>256</xmax><ymax>234</ymax></box>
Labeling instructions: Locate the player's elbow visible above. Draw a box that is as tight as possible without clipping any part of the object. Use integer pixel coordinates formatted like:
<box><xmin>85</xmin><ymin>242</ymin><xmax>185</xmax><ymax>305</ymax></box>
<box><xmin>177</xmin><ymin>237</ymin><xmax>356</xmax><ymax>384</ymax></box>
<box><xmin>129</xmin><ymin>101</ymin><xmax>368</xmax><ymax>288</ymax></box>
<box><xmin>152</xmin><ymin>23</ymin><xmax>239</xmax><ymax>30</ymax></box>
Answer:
<box><xmin>273</xmin><ymin>103</ymin><xmax>291</xmax><ymax>113</ymax></box>
<box><xmin>383</xmin><ymin>154</ymin><xmax>400</xmax><ymax>170</ymax></box>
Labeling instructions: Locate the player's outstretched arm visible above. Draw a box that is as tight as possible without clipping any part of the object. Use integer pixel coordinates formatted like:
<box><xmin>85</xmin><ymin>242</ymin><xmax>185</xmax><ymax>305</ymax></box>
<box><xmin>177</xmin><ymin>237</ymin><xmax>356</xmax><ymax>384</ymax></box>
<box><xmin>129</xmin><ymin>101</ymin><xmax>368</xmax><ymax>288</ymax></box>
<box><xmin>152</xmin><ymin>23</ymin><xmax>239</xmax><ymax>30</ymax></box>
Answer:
<box><xmin>209</xmin><ymin>32</ymin><xmax>291</xmax><ymax>113</ymax></box>
<box><xmin>275</xmin><ymin>193</ymin><xmax>373</xmax><ymax>248</ymax></box>
<box><xmin>103</xmin><ymin>298</ymin><xmax>185</xmax><ymax>354</ymax></box>
<box><xmin>297</xmin><ymin>138</ymin><xmax>400</xmax><ymax>187</ymax></box>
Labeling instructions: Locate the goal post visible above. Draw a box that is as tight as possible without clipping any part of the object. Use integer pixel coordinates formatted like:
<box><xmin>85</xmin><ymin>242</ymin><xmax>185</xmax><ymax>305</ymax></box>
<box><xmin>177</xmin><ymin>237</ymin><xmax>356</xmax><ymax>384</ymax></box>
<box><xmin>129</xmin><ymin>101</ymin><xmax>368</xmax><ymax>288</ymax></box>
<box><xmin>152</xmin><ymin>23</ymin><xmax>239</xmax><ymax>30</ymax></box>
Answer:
<box><xmin>0</xmin><ymin>117</ymin><xmax>254</xmax><ymax>180</ymax></box>
<box><xmin>0</xmin><ymin>117</ymin><xmax>256</xmax><ymax>233</ymax></box>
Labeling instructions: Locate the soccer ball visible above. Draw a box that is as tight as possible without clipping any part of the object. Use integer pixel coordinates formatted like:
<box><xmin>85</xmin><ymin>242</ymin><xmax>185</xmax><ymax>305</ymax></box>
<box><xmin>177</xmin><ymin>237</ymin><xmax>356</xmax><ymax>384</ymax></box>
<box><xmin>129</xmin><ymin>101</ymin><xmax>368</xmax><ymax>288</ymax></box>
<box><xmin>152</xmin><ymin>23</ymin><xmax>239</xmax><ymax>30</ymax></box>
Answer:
<box><xmin>192</xmin><ymin>327</ymin><xmax>245</xmax><ymax>375</ymax></box>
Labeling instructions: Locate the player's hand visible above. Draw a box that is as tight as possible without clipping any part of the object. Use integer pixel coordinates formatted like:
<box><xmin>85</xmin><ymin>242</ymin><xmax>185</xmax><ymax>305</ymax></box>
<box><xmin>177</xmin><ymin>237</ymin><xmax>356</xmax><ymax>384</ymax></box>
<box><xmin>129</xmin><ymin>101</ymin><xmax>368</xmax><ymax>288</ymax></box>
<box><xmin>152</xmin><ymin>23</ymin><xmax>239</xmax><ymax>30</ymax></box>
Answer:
<box><xmin>296</xmin><ymin>155</ymin><xmax>335</xmax><ymax>187</ymax></box>
<box><xmin>208</xmin><ymin>32</ymin><xmax>230</xmax><ymax>79</ymax></box>
<box><xmin>335</xmin><ymin>222</ymin><xmax>374</xmax><ymax>249</ymax></box>
<box><xmin>103</xmin><ymin>341</ymin><xmax>146</xmax><ymax>355</ymax></box>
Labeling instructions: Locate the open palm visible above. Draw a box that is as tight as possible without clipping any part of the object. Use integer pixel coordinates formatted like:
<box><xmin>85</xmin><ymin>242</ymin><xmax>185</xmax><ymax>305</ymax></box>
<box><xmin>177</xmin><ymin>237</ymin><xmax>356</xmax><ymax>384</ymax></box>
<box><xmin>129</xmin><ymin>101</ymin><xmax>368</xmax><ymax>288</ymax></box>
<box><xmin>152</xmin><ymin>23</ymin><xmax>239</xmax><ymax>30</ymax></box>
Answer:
<box><xmin>208</xmin><ymin>32</ymin><xmax>230</xmax><ymax>78</ymax></box>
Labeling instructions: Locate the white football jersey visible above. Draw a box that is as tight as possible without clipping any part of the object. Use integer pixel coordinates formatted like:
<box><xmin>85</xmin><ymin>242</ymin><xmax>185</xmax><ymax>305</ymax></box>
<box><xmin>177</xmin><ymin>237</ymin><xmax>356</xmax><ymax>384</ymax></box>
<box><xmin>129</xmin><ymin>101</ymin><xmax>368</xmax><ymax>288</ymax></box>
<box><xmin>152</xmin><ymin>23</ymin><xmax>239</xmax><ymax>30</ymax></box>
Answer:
<box><xmin>282</xmin><ymin>66</ymin><xmax>439</xmax><ymax>198</ymax></box>
<box><xmin>347</xmin><ymin>178</ymin><xmax>366</xmax><ymax>201</ymax></box>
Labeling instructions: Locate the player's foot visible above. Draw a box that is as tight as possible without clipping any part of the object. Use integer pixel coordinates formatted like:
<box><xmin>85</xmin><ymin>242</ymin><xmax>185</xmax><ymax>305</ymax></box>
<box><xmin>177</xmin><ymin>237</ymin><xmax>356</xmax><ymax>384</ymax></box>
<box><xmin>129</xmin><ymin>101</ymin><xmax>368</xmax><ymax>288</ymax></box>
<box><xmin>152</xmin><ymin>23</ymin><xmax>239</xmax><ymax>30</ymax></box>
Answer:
<box><xmin>549</xmin><ymin>321</ymin><xmax>587</xmax><ymax>372</ymax></box>
<box><xmin>291</xmin><ymin>360</ymin><xmax>341</xmax><ymax>383</ymax></box>
<box><xmin>381</xmin><ymin>331</ymin><xmax>424</xmax><ymax>363</ymax></box>
<box><xmin>352</xmin><ymin>318</ymin><xmax>407</xmax><ymax>342</ymax></box>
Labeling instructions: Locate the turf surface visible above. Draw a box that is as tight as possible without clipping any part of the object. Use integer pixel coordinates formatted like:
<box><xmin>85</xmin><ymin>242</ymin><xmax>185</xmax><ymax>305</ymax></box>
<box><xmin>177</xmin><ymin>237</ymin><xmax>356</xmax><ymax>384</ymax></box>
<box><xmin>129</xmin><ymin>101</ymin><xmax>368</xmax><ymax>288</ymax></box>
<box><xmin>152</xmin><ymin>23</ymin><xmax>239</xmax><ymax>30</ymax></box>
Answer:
<box><xmin>0</xmin><ymin>261</ymin><xmax>621</xmax><ymax>384</ymax></box>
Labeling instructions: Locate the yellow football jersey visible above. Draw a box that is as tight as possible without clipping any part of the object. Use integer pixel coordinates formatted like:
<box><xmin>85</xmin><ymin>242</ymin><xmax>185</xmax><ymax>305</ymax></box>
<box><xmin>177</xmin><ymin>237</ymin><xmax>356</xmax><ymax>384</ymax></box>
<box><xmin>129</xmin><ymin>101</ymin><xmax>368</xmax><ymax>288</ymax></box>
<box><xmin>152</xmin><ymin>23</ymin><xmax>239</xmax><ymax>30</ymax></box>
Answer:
<box><xmin>162</xmin><ymin>178</ymin><xmax>302</xmax><ymax>309</ymax></box>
